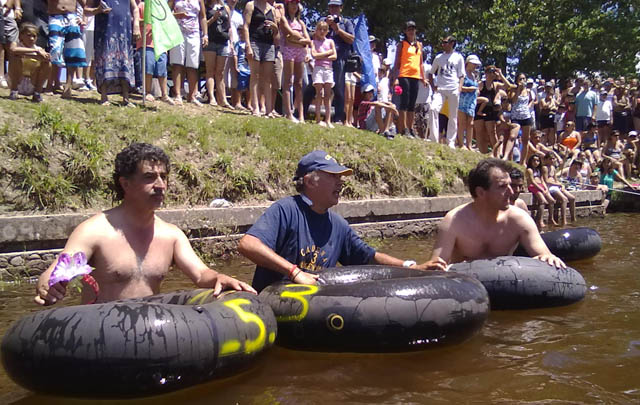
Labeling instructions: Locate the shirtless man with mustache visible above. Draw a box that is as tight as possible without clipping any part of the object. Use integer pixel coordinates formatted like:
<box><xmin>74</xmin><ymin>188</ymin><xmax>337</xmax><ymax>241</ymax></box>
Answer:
<box><xmin>36</xmin><ymin>143</ymin><xmax>254</xmax><ymax>305</ymax></box>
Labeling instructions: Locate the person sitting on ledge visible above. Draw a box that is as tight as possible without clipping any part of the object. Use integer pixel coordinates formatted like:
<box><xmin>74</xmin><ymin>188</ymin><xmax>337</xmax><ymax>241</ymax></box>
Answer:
<box><xmin>35</xmin><ymin>143</ymin><xmax>254</xmax><ymax>305</ymax></box>
<box><xmin>416</xmin><ymin>158</ymin><xmax>566</xmax><ymax>271</ymax></box>
<box><xmin>238</xmin><ymin>150</ymin><xmax>446</xmax><ymax>292</ymax></box>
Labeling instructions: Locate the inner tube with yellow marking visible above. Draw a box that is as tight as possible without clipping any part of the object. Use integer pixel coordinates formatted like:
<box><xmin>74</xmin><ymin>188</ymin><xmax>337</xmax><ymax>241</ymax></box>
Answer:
<box><xmin>259</xmin><ymin>266</ymin><xmax>489</xmax><ymax>352</ymax></box>
<box><xmin>1</xmin><ymin>290</ymin><xmax>276</xmax><ymax>398</ymax></box>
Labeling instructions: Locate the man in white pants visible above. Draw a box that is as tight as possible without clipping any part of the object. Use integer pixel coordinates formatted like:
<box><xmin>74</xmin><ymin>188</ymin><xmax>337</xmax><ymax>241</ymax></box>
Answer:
<box><xmin>429</xmin><ymin>36</ymin><xmax>465</xmax><ymax>148</ymax></box>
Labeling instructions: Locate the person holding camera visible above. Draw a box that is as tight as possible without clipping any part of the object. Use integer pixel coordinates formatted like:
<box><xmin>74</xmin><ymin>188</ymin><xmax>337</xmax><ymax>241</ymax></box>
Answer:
<box><xmin>324</xmin><ymin>0</ymin><xmax>354</xmax><ymax>125</ymax></box>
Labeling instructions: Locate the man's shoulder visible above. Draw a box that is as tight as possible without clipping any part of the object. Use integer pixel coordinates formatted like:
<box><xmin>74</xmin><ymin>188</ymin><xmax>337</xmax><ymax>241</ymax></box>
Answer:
<box><xmin>444</xmin><ymin>202</ymin><xmax>471</xmax><ymax>223</ymax></box>
<box><xmin>505</xmin><ymin>204</ymin><xmax>532</xmax><ymax>222</ymax></box>
<box><xmin>79</xmin><ymin>211</ymin><xmax>109</xmax><ymax>228</ymax></box>
<box><xmin>270</xmin><ymin>195</ymin><xmax>299</xmax><ymax>208</ymax></box>
<box><xmin>514</xmin><ymin>199</ymin><xmax>529</xmax><ymax>212</ymax></box>
<box><xmin>69</xmin><ymin>210</ymin><xmax>115</xmax><ymax>241</ymax></box>
<box><xmin>433</xmin><ymin>52</ymin><xmax>445</xmax><ymax>62</ymax></box>
<box><xmin>328</xmin><ymin>208</ymin><xmax>349</xmax><ymax>224</ymax></box>
<box><xmin>154</xmin><ymin>215</ymin><xmax>183</xmax><ymax>234</ymax></box>
<box><xmin>258</xmin><ymin>195</ymin><xmax>302</xmax><ymax>218</ymax></box>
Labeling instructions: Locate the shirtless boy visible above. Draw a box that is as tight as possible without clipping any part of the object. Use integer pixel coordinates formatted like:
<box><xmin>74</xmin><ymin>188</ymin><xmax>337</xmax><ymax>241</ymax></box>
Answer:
<box><xmin>416</xmin><ymin>158</ymin><xmax>565</xmax><ymax>270</ymax></box>
<box><xmin>46</xmin><ymin>0</ymin><xmax>88</xmax><ymax>98</ymax></box>
<box><xmin>36</xmin><ymin>143</ymin><xmax>254</xmax><ymax>305</ymax></box>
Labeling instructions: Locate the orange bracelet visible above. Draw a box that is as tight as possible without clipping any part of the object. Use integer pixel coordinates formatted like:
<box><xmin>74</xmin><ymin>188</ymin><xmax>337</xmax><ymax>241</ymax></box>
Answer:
<box><xmin>288</xmin><ymin>264</ymin><xmax>298</xmax><ymax>279</ymax></box>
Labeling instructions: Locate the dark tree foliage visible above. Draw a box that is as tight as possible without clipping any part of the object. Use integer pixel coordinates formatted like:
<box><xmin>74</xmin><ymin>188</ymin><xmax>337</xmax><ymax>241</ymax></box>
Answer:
<box><xmin>294</xmin><ymin>0</ymin><xmax>639</xmax><ymax>78</ymax></box>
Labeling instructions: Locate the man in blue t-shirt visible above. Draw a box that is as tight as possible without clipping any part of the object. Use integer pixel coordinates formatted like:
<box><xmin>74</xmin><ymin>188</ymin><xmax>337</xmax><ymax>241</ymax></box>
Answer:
<box><xmin>574</xmin><ymin>78</ymin><xmax>598</xmax><ymax>132</ymax></box>
<box><xmin>238</xmin><ymin>150</ymin><xmax>445</xmax><ymax>292</ymax></box>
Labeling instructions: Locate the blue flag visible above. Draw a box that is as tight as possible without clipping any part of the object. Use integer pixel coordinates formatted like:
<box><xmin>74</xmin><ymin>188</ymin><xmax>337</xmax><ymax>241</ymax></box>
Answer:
<box><xmin>353</xmin><ymin>14</ymin><xmax>376</xmax><ymax>98</ymax></box>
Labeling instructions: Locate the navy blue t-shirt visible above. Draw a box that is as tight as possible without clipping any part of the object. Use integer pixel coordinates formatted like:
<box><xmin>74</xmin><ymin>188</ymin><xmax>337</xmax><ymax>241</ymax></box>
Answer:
<box><xmin>247</xmin><ymin>195</ymin><xmax>376</xmax><ymax>292</ymax></box>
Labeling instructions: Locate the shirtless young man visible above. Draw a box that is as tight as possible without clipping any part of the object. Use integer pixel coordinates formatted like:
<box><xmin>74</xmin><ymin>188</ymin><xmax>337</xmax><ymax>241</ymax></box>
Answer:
<box><xmin>35</xmin><ymin>143</ymin><xmax>254</xmax><ymax>305</ymax></box>
<box><xmin>416</xmin><ymin>158</ymin><xmax>565</xmax><ymax>270</ymax></box>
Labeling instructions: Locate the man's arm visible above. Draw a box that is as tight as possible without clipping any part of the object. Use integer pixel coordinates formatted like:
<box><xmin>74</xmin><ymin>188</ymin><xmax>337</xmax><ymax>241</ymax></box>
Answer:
<box><xmin>331</xmin><ymin>17</ymin><xmax>354</xmax><ymax>44</ymax></box>
<box><xmin>237</xmin><ymin>234</ymin><xmax>318</xmax><ymax>285</ymax></box>
<box><xmin>173</xmin><ymin>227</ymin><xmax>256</xmax><ymax>294</ymax></box>
<box><xmin>516</xmin><ymin>211</ymin><xmax>566</xmax><ymax>268</ymax></box>
<box><xmin>34</xmin><ymin>218</ymin><xmax>98</xmax><ymax>305</ymax></box>
<box><xmin>130</xmin><ymin>0</ymin><xmax>140</xmax><ymax>40</ymax></box>
<box><xmin>415</xmin><ymin>212</ymin><xmax>455</xmax><ymax>271</ymax></box>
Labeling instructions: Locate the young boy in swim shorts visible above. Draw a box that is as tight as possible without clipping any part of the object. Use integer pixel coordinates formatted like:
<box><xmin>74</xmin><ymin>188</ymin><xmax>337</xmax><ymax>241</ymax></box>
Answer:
<box><xmin>8</xmin><ymin>22</ymin><xmax>51</xmax><ymax>102</ymax></box>
<box><xmin>47</xmin><ymin>0</ymin><xmax>87</xmax><ymax>99</ymax></box>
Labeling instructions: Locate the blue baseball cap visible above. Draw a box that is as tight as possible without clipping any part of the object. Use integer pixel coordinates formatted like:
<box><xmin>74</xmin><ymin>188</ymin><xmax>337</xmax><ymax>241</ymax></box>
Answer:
<box><xmin>295</xmin><ymin>150</ymin><xmax>353</xmax><ymax>179</ymax></box>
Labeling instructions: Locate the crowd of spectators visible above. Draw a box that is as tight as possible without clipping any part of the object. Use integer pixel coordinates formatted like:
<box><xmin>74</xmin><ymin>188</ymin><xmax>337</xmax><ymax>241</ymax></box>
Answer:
<box><xmin>1</xmin><ymin>0</ymin><xmax>639</xmax><ymax>193</ymax></box>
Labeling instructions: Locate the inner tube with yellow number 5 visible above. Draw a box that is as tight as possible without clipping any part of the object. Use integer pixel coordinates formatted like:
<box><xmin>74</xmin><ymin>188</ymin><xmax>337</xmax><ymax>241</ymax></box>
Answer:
<box><xmin>259</xmin><ymin>265</ymin><xmax>490</xmax><ymax>352</ymax></box>
<box><xmin>1</xmin><ymin>290</ymin><xmax>277</xmax><ymax>398</ymax></box>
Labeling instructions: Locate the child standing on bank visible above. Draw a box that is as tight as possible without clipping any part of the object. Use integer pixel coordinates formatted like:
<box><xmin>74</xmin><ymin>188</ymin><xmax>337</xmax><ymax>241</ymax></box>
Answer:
<box><xmin>311</xmin><ymin>20</ymin><xmax>336</xmax><ymax>128</ymax></box>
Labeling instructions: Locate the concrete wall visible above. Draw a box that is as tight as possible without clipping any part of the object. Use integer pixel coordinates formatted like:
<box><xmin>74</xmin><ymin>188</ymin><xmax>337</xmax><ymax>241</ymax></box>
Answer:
<box><xmin>0</xmin><ymin>191</ymin><xmax>606</xmax><ymax>280</ymax></box>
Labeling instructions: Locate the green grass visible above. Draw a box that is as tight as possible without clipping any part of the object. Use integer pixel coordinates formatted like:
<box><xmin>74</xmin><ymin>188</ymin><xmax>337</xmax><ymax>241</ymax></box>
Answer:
<box><xmin>0</xmin><ymin>91</ymin><xmax>483</xmax><ymax>214</ymax></box>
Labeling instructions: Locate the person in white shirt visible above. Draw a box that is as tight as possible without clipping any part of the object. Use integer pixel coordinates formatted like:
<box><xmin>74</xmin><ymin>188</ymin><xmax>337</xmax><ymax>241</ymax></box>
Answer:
<box><xmin>377</xmin><ymin>63</ymin><xmax>390</xmax><ymax>102</ymax></box>
<box><xmin>429</xmin><ymin>35</ymin><xmax>464</xmax><ymax>148</ymax></box>
<box><xmin>594</xmin><ymin>90</ymin><xmax>613</xmax><ymax>142</ymax></box>
<box><xmin>369</xmin><ymin>35</ymin><xmax>380</xmax><ymax>83</ymax></box>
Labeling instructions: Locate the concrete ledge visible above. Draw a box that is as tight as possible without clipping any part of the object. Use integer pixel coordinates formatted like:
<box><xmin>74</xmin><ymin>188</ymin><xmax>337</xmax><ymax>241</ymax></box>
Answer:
<box><xmin>0</xmin><ymin>191</ymin><xmax>606</xmax><ymax>280</ymax></box>
<box><xmin>0</xmin><ymin>191</ymin><xmax>605</xmax><ymax>248</ymax></box>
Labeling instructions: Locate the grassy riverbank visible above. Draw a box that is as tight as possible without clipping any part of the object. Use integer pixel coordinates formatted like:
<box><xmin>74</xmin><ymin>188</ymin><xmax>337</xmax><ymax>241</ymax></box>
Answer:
<box><xmin>0</xmin><ymin>90</ymin><xmax>483</xmax><ymax>215</ymax></box>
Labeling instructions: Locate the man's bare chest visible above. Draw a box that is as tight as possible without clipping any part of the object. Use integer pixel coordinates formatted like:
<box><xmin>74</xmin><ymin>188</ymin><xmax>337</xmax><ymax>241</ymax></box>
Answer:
<box><xmin>91</xmin><ymin>234</ymin><xmax>174</xmax><ymax>283</ymax></box>
<box><xmin>456</xmin><ymin>223</ymin><xmax>519</xmax><ymax>257</ymax></box>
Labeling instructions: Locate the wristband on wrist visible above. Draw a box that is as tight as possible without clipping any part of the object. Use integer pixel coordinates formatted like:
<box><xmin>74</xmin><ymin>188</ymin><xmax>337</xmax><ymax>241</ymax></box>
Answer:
<box><xmin>292</xmin><ymin>268</ymin><xmax>302</xmax><ymax>280</ymax></box>
<box><xmin>402</xmin><ymin>260</ymin><xmax>417</xmax><ymax>268</ymax></box>
<box><xmin>288</xmin><ymin>264</ymin><xmax>298</xmax><ymax>279</ymax></box>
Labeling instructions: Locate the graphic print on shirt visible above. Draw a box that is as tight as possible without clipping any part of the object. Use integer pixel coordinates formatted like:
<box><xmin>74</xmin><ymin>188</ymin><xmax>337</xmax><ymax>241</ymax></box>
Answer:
<box><xmin>299</xmin><ymin>244</ymin><xmax>329</xmax><ymax>271</ymax></box>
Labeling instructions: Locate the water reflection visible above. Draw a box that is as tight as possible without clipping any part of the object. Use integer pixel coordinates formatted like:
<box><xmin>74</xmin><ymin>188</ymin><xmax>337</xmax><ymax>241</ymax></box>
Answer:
<box><xmin>1</xmin><ymin>214</ymin><xmax>639</xmax><ymax>403</ymax></box>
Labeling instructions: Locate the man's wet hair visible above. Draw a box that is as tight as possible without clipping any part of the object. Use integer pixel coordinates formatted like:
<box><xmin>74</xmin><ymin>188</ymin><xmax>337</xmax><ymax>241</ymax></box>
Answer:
<box><xmin>468</xmin><ymin>158</ymin><xmax>513</xmax><ymax>198</ymax></box>
<box><xmin>509</xmin><ymin>168</ymin><xmax>524</xmax><ymax>181</ymax></box>
<box><xmin>113</xmin><ymin>143</ymin><xmax>170</xmax><ymax>200</ymax></box>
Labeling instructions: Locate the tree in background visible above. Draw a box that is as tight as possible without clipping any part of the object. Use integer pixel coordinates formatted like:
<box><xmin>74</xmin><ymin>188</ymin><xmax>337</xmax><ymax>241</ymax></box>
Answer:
<box><xmin>299</xmin><ymin>0</ymin><xmax>639</xmax><ymax>79</ymax></box>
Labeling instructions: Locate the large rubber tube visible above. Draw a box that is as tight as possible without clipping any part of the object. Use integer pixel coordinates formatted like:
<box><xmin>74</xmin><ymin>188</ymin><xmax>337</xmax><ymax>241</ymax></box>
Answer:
<box><xmin>513</xmin><ymin>227</ymin><xmax>602</xmax><ymax>262</ymax></box>
<box><xmin>259</xmin><ymin>266</ymin><xmax>489</xmax><ymax>352</ymax></box>
<box><xmin>1</xmin><ymin>290</ymin><xmax>277</xmax><ymax>398</ymax></box>
<box><xmin>448</xmin><ymin>256</ymin><xmax>587</xmax><ymax>310</ymax></box>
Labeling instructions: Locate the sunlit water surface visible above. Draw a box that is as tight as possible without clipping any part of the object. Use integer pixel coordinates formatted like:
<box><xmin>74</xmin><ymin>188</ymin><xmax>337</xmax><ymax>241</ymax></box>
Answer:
<box><xmin>1</xmin><ymin>214</ymin><xmax>639</xmax><ymax>404</ymax></box>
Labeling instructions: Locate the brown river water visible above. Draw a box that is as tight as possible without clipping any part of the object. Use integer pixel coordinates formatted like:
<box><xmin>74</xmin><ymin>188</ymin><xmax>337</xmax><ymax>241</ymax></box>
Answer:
<box><xmin>0</xmin><ymin>213</ymin><xmax>639</xmax><ymax>404</ymax></box>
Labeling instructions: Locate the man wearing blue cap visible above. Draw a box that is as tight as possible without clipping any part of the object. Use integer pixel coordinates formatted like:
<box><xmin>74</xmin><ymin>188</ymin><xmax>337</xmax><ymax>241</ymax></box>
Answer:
<box><xmin>238</xmin><ymin>150</ymin><xmax>445</xmax><ymax>292</ymax></box>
